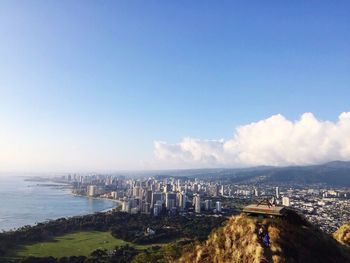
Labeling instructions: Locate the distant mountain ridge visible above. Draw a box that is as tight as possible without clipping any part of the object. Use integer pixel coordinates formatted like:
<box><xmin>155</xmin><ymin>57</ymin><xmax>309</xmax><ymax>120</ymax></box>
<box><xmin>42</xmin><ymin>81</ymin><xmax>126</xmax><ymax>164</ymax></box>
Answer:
<box><xmin>152</xmin><ymin>161</ymin><xmax>350</xmax><ymax>186</ymax></box>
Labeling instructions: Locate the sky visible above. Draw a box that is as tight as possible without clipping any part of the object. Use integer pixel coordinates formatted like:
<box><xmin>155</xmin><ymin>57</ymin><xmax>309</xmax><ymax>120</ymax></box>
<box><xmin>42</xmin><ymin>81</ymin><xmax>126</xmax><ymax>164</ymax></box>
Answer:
<box><xmin>0</xmin><ymin>1</ymin><xmax>350</xmax><ymax>172</ymax></box>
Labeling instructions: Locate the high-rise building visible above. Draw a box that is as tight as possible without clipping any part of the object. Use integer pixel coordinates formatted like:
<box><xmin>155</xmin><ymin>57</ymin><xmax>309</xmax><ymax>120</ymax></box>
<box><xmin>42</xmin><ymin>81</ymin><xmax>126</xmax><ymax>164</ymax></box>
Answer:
<box><xmin>156</xmin><ymin>182</ymin><xmax>162</xmax><ymax>191</ymax></box>
<box><xmin>276</xmin><ymin>187</ymin><xmax>280</xmax><ymax>199</ymax></box>
<box><xmin>204</xmin><ymin>200</ymin><xmax>212</xmax><ymax>211</ymax></box>
<box><xmin>216</xmin><ymin>201</ymin><xmax>222</xmax><ymax>212</ymax></box>
<box><xmin>163</xmin><ymin>184</ymin><xmax>171</xmax><ymax>193</ymax></box>
<box><xmin>153</xmin><ymin>202</ymin><xmax>162</xmax><ymax>216</ymax></box>
<box><xmin>176</xmin><ymin>179</ymin><xmax>181</xmax><ymax>191</ymax></box>
<box><xmin>128</xmin><ymin>197</ymin><xmax>138</xmax><ymax>210</ymax></box>
<box><xmin>142</xmin><ymin>202</ymin><xmax>151</xmax><ymax>214</ymax></box>
<box><xmin>166</xmin><ymin>192</ymin><xmax>177</xmax><ymax>210</ymax></box>
<box><xmin>122</xmin><ymin>198</ymin><xmax>130</xmax><ymax>213</ymax></box>
<box><xmin>194</xmin><ymin>194</ymin><xmax>201</xmax><ymax>213</ymax></box>
<box><xmin>209</xmin><ymin>185</ymin><xmax>219</xmax><ymax>197</ymax></box>
<box><xmin>146</xmin><ymin>190</ymin><xmax>153</xmax><ymax>204</ymax></box>
<box><xmin>220</xmin><ymin>185</ymin><xmax>224</xmax><ymax>196</ymax></box>
<box><xmin>151</xmin><ymin>192</ymin><xmax>163</xmax><ymax>208</ymax></box>
<box><xmin>254</xmin><ymin>187</ymin><xmax>259</xmax><ymax>197</ymax></box>
<box><xmin>111</xmin><ymin>191</ymin><xmax>117</xmax><ymax>199</ymax></box>
<box><xmin>133</xmin><ymin>186</ymin><xmax>140</xmax><ymax>198</ymax></box>
<box><xmin>87</xmin><ymin>185</ymin><xmax>96</xmax><ymax>197</ymax></box>
<box><xmin>177</xmin><ymin>191</ymin><xmax>186</xmax><ymax>211</ymax></box>
<box><xmin>139</xmin><ymin>188</ymin><xmax>146</xmax><ymax>200</ymax></box>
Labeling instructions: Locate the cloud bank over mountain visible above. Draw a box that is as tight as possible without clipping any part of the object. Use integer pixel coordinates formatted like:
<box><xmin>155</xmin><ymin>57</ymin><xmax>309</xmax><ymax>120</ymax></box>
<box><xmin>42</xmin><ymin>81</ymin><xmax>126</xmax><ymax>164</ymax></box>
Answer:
<box><xmin>154</xmin><ymin>112</ymin><xmax>350</xmax><ymax>168</ymax></box>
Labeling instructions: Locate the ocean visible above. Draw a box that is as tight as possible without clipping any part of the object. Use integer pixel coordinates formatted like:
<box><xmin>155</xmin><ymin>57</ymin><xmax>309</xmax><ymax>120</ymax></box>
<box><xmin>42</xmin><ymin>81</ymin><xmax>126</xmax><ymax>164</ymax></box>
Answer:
<box><xmin>0</xmin><ymin>176</ymin><xmax>117</xmax><ymax>231</ymax></box>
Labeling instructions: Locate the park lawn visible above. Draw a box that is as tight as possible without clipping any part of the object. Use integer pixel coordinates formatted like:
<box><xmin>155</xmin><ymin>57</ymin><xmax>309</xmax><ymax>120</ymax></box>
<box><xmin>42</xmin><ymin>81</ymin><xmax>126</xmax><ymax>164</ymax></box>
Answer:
<box><xmin>15</xmin><ymin>231</ymin><xmax>134</xmax><ymax>258</ymax></box>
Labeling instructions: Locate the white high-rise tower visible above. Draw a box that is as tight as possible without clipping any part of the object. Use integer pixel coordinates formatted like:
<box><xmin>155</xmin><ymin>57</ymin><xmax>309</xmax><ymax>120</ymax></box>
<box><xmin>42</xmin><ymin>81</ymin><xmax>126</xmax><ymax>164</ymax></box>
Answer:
<box><xmin>276</xmin><ymin>187</ymin><xmax>280</xmax><ymax>199</ymax></box>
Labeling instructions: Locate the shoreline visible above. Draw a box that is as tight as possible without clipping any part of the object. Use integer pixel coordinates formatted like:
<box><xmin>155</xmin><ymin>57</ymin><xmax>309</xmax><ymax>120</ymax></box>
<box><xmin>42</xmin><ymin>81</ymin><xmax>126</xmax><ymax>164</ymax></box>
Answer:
<box><xmin>0</xmin><ymin>178</ymin><xmax>123</xmax><ymax>232</ymax></box>
<box><xmin>71</xmin><ymin>193</ymin><xmax>122</xmax><ymax>213</ymax></box>
<box><xmin>1</xmin><ymin>195</ymin><xmax>121</xmax><ymax>232</ymax></box>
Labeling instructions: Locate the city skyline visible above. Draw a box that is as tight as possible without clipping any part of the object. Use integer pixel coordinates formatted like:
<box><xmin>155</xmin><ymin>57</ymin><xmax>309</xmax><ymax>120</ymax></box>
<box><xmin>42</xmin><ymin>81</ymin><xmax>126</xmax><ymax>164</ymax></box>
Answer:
<box><xmin>1</xmin><ymin>1</ymin><xmax>350</xmax><ymax>172</ymax></box>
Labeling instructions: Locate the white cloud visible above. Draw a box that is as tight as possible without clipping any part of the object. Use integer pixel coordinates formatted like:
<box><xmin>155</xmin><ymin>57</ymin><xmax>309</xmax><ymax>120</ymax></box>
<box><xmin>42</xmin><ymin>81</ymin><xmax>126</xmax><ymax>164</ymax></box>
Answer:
<box><xmin>154</xmin><ymin>112</ymin><xmax>350</xmax><ymax>168</ymax></box>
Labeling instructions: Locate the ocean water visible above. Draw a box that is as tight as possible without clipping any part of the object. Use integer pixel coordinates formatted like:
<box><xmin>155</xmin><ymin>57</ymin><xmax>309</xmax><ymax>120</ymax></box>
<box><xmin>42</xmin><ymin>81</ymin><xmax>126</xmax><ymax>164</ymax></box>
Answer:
<box><xmin>0</xmin><ymin>176</ymin><xmax>117</xmax><ymax>231</ymax></box>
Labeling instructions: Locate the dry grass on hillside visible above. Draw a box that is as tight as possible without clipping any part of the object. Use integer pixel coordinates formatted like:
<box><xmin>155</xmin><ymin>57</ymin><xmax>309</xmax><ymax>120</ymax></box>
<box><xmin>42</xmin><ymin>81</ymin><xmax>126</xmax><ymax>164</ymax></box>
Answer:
<box><xmin>333</xmin><ymin>223</ymin><xmax>350</xmax><ymax>246</ymax></box>
<box><xmin>177</xmin><ymin>213</ymin><xmax>350</xmax><ymax>263</ymax></box>
<box><xmin>261</xmin><ymin>216</ymin><xmax>350</xmax><ymax>263</ymax></box>
<box><xmin>177</xmin><ymin>215</ymin><xmax>264</xmax><ymax>263</ymax></box>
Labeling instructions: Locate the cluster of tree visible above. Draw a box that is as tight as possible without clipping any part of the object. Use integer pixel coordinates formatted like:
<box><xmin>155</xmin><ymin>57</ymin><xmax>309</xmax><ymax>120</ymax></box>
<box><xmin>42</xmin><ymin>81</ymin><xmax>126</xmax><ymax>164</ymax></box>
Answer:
<box><xmin>15</xmin><ymin>242</ymin><xmax>186</xmax><ymax>263</ymax></box>
<box><xmin>18</xmin><ymin>255</ymin><xmax>86</xmax><ymax>263</ymax></box>
<box><xmin>132</xmin><ymin>240</ymin><xmax>191</xmax><ymax>263</ymax></box>
<box><xmin>0</xmin><ymin>212</ymin><xmax>226</xmax><ymax>261</ymax></box>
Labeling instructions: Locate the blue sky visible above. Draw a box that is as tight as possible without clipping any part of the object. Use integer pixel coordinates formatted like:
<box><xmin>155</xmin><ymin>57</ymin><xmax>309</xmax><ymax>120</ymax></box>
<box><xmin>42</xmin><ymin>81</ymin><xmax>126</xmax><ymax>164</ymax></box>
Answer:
<box><xmin>0</xmin><ymin>1</ymin><xmax>349</xmax><ymax>171</ymax></box>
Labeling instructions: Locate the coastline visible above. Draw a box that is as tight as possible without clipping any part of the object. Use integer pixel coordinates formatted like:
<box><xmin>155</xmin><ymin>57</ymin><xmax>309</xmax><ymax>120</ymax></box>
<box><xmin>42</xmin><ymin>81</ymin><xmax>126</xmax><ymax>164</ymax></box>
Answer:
<box><xmin>44</xmin><ymin>180</ymin><xmax>122</xmax><ymax>213</ymax></box>
<box><xmin>0</xmin><ymin>177</ymin><xmax>124</xmax><ymax>232</ymax></box>
<box><xmin>72</xmin><ymin>193</ymin><xmax>122</xmax><ymax>210</ymax></box>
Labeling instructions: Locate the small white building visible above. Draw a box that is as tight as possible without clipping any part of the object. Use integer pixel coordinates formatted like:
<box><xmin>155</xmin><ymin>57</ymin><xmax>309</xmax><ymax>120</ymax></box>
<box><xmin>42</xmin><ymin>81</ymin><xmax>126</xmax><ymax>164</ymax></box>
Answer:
<box><xmin>282</xmin><ymin>196</ymin><xmax>290</xmax><ymax>206</ymax></box>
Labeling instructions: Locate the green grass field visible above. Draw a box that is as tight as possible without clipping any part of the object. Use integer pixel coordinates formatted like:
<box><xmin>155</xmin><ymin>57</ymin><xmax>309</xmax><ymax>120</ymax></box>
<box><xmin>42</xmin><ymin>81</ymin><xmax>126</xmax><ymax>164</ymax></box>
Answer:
<box><xmin>15</xmin><ymin>231</ymin><xmax>132</xmax><ymax>258</ymax></box>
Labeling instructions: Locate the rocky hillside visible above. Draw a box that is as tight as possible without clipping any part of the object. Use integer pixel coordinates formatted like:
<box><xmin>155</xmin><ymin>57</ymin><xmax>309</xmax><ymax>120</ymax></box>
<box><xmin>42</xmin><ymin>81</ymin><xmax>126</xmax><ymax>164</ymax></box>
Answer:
<box><xmin>334</xmin><ymin>223</ymin><xmax>350</xmax><ymax>246</ymax></box>
<box><xmin>177</xmin><ymin>213</ymin><xmax>350</xmax><ymax>263</ymax></box>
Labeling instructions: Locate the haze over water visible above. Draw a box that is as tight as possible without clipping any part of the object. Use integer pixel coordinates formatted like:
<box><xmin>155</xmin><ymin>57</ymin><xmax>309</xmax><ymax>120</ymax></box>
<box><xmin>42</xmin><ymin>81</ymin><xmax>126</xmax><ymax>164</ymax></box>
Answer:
<box><xmin>0</xmin><ymin>176</ymin><xmax>116</xmax><ymax>231</ymax></box>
